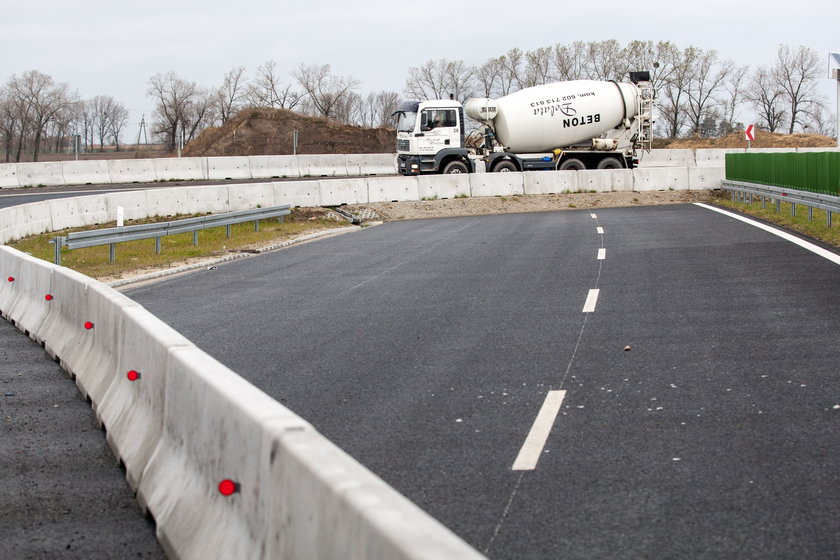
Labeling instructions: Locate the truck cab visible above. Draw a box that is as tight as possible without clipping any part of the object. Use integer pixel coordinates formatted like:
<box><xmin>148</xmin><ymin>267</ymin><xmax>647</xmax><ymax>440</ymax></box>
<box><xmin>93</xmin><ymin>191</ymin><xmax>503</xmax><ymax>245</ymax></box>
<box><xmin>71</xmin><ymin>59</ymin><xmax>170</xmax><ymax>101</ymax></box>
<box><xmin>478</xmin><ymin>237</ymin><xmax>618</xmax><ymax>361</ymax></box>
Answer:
<box><xmin>394</xmin><ymin>100</ymin><xmax>473</xmax><ymax>175</ymax></box>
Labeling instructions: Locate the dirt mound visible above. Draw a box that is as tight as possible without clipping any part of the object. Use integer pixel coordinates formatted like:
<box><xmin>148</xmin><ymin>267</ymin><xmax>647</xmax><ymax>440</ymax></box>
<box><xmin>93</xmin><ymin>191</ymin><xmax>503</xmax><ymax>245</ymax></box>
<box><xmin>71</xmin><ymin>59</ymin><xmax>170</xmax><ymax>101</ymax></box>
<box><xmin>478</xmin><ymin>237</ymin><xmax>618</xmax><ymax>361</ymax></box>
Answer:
<box><xmin>184</xmin><ymin>108</ymin><xmax>395</xmax><ymax>157</ymax></box>
<box><xmin>663</xmin><ymin>129</ymin><xmax>836</xmax><ymax>149</ymax></box>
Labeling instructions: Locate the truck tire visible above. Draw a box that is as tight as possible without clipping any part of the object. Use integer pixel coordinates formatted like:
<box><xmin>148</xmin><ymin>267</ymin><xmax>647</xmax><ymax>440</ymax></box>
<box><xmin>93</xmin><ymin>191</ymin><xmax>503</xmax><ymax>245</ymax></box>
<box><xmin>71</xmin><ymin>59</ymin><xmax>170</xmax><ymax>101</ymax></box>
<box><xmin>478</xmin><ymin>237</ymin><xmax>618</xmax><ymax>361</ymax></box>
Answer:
<box><xmin>442</xmin><ymin>160</ymin><xmax>469</xmax><ymax>174</ymax></box>
<box><xmin>492</xmin><ymin>160</ymin><xmax>518</xmax><ymax>173</ymax></box>
<box><xmin>557</xmin><ymin>158</ymin><xmax>586</xmax><ymax>171</ymax></box>
<box><xmin>596</xmin><ymin>157</ymin><xmax>623</xmax><ymax>169</ymax></box>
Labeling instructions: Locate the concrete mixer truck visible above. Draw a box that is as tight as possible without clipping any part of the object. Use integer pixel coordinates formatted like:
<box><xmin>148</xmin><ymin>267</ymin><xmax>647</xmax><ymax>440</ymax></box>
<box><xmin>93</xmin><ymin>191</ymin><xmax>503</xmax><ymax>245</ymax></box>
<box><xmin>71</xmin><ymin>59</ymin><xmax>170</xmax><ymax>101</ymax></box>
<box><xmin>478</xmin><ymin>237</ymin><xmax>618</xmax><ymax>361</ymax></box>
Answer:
<box><xmin>394</xmin><ymin>71</ymin><xmax>654</xmax><ymax>175</ymax></box>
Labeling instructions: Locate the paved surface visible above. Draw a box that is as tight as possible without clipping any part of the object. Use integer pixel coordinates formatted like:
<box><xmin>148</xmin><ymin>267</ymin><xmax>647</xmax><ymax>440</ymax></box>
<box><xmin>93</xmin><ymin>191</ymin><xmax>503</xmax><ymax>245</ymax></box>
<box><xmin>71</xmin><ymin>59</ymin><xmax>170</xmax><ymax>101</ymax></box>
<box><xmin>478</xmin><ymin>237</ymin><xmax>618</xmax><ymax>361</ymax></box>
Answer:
<box><xmin>126</xmin><ymin>204</ymin><xmax>840</xmax><ymax>559</ymax></box>
<box><xmin>0</xmin><ymin>320</ymin><xmax>164</xmax><ymax>559</ymax></box>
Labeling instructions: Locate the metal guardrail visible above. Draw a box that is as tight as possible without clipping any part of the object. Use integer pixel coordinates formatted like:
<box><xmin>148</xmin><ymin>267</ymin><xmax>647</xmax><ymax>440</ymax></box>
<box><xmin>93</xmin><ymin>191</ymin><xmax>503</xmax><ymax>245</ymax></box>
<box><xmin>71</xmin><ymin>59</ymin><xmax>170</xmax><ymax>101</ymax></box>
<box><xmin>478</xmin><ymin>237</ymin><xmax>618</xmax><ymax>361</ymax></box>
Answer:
<box><xmin>50</xmin><ymin>204</ymin><xmax>291</xmax><ymax>265</ymax></box>
<box><xmin>721</xmin><ymin>180</ymin><xmax>838</xmax><ymax>226</ymax></box>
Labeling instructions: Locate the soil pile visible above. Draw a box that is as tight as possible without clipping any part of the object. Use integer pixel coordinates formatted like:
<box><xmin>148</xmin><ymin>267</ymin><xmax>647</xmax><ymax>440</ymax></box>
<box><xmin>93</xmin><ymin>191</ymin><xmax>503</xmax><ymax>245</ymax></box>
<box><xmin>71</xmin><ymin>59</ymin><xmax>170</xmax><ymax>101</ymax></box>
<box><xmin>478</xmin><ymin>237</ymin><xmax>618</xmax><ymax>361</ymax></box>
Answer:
<box><xmin>661</xmin><ymin>129</ymin><xmax>836</xmax><ymax>149</ymax></box>
<box><xmin>184</xmin><ymin>108</ymin><xmax>395</xmax><ymax>157</ymax></box>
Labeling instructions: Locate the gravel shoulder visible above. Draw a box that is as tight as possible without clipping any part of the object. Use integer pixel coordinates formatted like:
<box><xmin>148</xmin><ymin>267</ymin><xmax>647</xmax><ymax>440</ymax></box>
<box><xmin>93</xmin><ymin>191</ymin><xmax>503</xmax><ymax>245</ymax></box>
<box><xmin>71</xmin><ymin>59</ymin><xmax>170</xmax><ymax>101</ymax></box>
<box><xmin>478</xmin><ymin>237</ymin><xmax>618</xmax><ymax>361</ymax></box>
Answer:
<box><xmin>346</xmin><ymin>190</ymin><xmax>713</xmax><ymax>221</ymax></box>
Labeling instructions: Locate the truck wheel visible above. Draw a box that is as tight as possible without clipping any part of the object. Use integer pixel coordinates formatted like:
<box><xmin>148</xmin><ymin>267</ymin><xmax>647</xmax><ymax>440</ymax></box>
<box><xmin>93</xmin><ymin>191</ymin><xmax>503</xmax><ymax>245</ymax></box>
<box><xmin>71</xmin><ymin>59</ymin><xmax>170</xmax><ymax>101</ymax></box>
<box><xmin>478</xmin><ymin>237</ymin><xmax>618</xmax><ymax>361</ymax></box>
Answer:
<box><xmin>557</xmin><ymin>158</ymin><xmax>586</xmax><ymax>171</ymax></box>
<box><xmin>442</xmin><ymin>161</ymin><xmax>469</xmax><ymax>174</ymax></box>
<box><xmin>596</xmin><ymin>157</ymin><xmax>623</xmax><ymax>169</ymax></box>
<box><xmin>492</xmin><ymin>160</ymin><xmax>517</xmax><ymax>173</ymax></box>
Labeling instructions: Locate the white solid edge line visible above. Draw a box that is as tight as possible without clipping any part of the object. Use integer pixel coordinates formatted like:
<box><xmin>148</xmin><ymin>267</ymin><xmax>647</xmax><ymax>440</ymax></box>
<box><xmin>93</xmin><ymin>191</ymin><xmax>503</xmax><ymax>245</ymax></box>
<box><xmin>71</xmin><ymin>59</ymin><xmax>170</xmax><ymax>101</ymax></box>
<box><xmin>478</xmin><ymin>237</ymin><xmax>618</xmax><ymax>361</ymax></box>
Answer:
<box><xmin>596</xmin><ymin>226</ymin><xmax>605</xmax><ymax>234</ymax></box>
<box><xmin>597</xmin><ymin>248</ymin><xmax>606</xmax><ymax>260</ymax></box>
<box><xmin>512</xmin><ymin>390</ymin><xmax>567</xmax><ymax>471</ymax></box>
<box><xmin>694</xmin><ymin>203</ymin><xmax>840</xmax><ymax>266</ymax></box>
<box><xmin>582</xmin><ymin>288</ymin><xmax>600</xmax><ymax>313</ymax></box>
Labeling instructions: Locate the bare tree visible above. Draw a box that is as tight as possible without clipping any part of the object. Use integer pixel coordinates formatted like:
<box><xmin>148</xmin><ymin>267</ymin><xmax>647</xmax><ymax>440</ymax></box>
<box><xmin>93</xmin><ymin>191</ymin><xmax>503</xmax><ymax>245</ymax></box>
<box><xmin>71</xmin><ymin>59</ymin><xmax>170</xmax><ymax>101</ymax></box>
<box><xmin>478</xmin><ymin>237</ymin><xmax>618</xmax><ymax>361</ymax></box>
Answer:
<box><xmin>404</xmin><ymin>58</ymin><xmax>476</xmax><ymax>102</ymax></box>
<box><xmin>747</xmin><ymin>66</ymin><xmax>787</xmax><ymax>132</ymax></box>
<box><xmin>147</xmin><ymin>71</ymin><xmax>211</xmax><ymax>151</ymax></box>
<box><xmin>213</xmin><ymin>66</ymin><xmax>248</xmax><ymax>125</ymax></box>
<box><xmin>246</xmin><ymin>61</ymin><xmax>302</xmax><ymax>110</ymax></box>
<box><xmin>772</xmin><ymin>45</ymin><xmax>826</xmax><ymax>134</ymax></box>
<box><xmin>685</xmin><ymin>50</ymin><xmax>733</xmax><ymax>136</ymax></box>
<box><xmin>293</xmin><ymin>63</ymin><xmax>360</xmax><ymax>121</ymax></box>
<box><xmin>720</xmin><ymin>64</ymin><xmax>749</xmax><ymax>135</ymax></box>
<box><xmin>522</xmin><ymin>47</ymin><xmax>554</xmax><ymax>87</ymax></box>
<box><xmin>658</xmin><ymin>46</ymin><xmax>700</xmax><ymax>138</ymax></box>
<box><xmin>551</xmin><ymin>41</ymin><xmax>590</xmax><ymax>81</ymax></box>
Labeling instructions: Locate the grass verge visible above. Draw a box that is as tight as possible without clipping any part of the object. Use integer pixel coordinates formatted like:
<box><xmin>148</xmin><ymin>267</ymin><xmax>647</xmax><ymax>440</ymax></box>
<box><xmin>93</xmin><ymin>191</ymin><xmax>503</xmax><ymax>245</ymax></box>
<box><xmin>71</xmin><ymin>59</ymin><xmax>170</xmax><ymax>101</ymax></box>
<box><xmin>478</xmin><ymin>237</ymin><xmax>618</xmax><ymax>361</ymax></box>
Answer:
<box><xmin>711</xmin><ymin>191</ymin><xmax>840</xmax><ymax>249</ymax></box>
<box><xmin>8</xmin><ymin>208</ymin><xmax>350</xmax><ymax>281</ymax></box>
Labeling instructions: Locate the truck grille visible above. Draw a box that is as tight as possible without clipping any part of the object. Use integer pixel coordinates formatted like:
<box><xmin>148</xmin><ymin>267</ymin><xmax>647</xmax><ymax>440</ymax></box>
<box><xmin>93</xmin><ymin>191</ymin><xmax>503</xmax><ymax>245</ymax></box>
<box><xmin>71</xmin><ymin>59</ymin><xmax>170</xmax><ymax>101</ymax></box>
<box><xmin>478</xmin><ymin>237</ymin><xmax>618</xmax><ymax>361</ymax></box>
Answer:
<box><xmin>397</xmin><ymin>139</ymin><xmax>410</xmax><ymax>152</ymax></box>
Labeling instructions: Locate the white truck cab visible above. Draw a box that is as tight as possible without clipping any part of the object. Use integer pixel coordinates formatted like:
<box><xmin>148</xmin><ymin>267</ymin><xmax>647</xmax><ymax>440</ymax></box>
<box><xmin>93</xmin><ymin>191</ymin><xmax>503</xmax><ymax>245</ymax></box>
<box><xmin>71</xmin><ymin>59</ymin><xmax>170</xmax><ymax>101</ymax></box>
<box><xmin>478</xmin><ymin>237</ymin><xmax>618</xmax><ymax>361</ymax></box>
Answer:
<box><xmin>394</xmin><ymin>100</ymin><xmax>473</xmax><ymax>174</ymax></box>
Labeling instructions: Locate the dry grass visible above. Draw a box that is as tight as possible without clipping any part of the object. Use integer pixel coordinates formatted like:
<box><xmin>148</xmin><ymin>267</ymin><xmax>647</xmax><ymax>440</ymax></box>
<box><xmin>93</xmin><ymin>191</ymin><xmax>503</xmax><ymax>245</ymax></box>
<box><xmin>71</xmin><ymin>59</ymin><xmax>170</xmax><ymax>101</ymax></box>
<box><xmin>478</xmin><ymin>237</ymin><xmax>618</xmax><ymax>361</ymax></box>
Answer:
<box><xmin>711</xmin><ymin>191</ymin><xmax>840</xmax><ymax>248</ymax></box>
<box><xmin>9</xmin><ymin>208</ymin><xmax>348</xmax><ymax>280</ymax></box>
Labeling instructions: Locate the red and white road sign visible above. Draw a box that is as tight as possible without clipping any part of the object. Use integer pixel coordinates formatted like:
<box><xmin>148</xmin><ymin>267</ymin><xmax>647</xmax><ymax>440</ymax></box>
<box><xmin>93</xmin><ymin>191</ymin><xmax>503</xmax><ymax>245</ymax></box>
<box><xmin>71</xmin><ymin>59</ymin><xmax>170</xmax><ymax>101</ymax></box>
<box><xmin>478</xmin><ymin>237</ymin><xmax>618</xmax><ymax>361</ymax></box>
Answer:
<box><xmin>745</xmin><ymin>124</ymin><xmax>755</xmax><ymax>142</ymax></box>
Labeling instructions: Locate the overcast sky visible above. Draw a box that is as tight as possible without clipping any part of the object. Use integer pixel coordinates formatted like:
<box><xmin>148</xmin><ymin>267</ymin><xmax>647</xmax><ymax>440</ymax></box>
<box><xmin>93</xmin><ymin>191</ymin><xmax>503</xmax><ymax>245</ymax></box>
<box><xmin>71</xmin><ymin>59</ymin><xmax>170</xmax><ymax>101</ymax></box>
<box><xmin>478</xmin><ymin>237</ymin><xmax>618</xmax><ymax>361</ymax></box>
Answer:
<box><xmin>2</xmin><ymin>0</ymin><xmax>838</xmax><ymax>142</ymax></box>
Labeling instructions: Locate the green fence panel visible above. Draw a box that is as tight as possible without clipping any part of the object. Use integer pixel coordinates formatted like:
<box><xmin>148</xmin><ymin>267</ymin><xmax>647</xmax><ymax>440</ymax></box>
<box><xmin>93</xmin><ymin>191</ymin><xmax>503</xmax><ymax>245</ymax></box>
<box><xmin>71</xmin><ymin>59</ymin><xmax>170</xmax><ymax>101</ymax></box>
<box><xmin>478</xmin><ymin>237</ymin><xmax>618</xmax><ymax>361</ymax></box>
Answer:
<box><xmin>725</xmin><ymin>152</ymin><xmax>839</xmax><ymax>195</ymax></box>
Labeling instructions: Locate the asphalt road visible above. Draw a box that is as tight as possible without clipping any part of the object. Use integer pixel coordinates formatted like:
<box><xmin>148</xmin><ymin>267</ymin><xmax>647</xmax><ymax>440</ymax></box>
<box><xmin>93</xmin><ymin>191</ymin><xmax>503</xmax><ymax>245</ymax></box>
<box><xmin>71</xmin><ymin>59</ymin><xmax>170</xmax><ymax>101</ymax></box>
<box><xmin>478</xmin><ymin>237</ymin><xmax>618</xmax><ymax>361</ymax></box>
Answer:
<box><xmin>125</xmin><ymin>203</ymin><xmax>840</xmax><ymax>559</ymax></box>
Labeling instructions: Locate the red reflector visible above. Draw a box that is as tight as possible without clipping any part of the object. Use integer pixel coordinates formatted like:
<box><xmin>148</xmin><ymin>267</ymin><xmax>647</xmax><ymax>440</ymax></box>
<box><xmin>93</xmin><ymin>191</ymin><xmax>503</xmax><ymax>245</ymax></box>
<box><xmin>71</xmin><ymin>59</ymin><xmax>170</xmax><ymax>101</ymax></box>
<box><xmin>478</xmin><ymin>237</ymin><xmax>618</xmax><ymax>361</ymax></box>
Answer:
<box><xmin>45</xmin><ymin>294</ymin><xmax>53</xmax><ymax>301</ymax></box>
<box><xmin>218</xmin><ymin>479</ymin><xmax>239</xmax><ymax>496</ymax></box>
<box><xmin>7</xmin><ymin>277</ymin><xmax>14</xmax><ymax>282</ymax></box>
<box><xmin>84</xmin><ymin>321</ymin><xmax>94</xmax><ymax>330</ymax></box>
<box><xmin>127</xmin><ymin>370</ymin><xmax>140</xmax><ymax>381</ymax></box>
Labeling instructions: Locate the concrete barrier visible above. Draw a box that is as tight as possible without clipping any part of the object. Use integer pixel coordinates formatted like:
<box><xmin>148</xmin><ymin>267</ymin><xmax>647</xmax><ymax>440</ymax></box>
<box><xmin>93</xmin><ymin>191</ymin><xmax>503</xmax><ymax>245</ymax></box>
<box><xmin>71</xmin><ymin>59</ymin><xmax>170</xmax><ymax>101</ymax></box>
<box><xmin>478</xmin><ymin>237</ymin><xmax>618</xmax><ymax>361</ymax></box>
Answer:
<box><xmin>273</xmin><ymin>180</ymin><xmax>321</xmax><ymax>207</ymax></box>
<box><xmin>50</xmin><ymin>194</ymin><xmax>110</xmax><ymax>230</ymax></box>
<box><xmin>105</xmin><ymin>190</ymin><xmax>150</xmax><ymax>222</ymax></box>
<box><xmin>145</xmin><ymin>187</ymin><xmax>190</xmax><ymax>218</ymax></box>
<box><xmin>695</xmin><ymin>148</ymin><xmax>744</xmax><ymax>167</ymax></box>
<box><xmin>137</xmin><ymin>344</ymin><xmax>313</xmax><ymax>559</ymax></box>
<box><xmin>689</xmin><ymin>167</ymin><xmax>726</xmax><ymax>190</ymax></box>
<box><xmin>319</xmin><ymin>178</ymin><xmax>367</xmax><ymax>206</ymax></box>
<box><xmin>249</xmin><ymin>155</ymin><xmax>300</xmax><ymax>179</ymax></box>
<box><xmin>368</xmin><ymin>176</ymin><xmax>419</xmax><ymax>203</ymax></box>
<box><xmin>186</xmin><ymin>185</ymin><xmax>231</xmax><ymax>215</ymax></box>
<box><xmin>298</xmin><ymin>154</ymin><xmax>348</xmax><ymax>177</ymax></box>
<box><xmin>99</xmin><ymin>306</ymin><xmax>192</xmax><ymax>490</ymax></box>
<box><xmin>0</xmin><ymin>162</ymin><xmax>19</xmax><ymax>188</ymax></box>
<box><xmin>267</xmin><ymin>429</ymin><xmax>485</xmax><ymax>559</ymax></box>
<box><xmin>469</xmin><ymin>172</ymin><xmax>525</xmax><ymax>198</ymax></box>
<box><xmin>62</xmin><ymin>160</ymin><xmax>111</xmax><ymax>185</ymax></box>
<box><xmin>154</xmin><ymin>157</ymin><xmax>206</xmax><ymax>182</ymax></box>
<box><xmin>0</xmin><ymin>247</ymin><xmax>23</xmax><ymax>321</ymax></box>
<box><xmin>6</xmin><ymin>201</ymin><xmax>53</xmax><ymax>241</ymax></box>
<box><xmin>633</xmin><ymin>167</ymin><xmax>691</xmax><ymax>191</ymax></box>
<box><xmin>578</xmin><ymin>169</ymin><xmax>633</xmax><ymax>192</ymax></box>
<box><xmin>523</xmin><ymin>171</ymin><xmax>578</xmax><ymax>195</ymax></box>
<box><xmin>73</xmin><ymin>282</ymin><xmax>140</xmax><ymax>409</ymax></box>
<box><xmin>2</xmin><ymin>249</ymin><xmax>57</xmax><ymax>342</ymax></box>
<box><xmin>229</xmin><ymin>182</ymin><xmax>277</xmax><ymax>211</ymax></box>
<box><xmin>40</xmin><ymin>266</ymin><xmax>96</xmax><ymax>375</ymax></box>
<box><xmin>17</xmin><ymin>161</ymin><xmax>65</xmax><ymax>187</ymax></box>
<box><xmin>417</xmin><ymin>174</ymin><xmax>470</xmax><ymax>200</ymax></box>
<box><xmin>109</xmin><ymin>159</ymin><xmax>157</xmax><ymax>184</ymax></box>
<box><xmin>638</xmin><ymin>149</ymin><xmax>695</xmax><ymax>168</ymax></box>
<box><xmin>207</xmin><ymin>156</ymin><xmax>252</xmax><ymax>181</ymax></box>
<box><xmin>346</xmin><ymin>154</ymin><xmax>397</xmax><ymax>176</ymax></box>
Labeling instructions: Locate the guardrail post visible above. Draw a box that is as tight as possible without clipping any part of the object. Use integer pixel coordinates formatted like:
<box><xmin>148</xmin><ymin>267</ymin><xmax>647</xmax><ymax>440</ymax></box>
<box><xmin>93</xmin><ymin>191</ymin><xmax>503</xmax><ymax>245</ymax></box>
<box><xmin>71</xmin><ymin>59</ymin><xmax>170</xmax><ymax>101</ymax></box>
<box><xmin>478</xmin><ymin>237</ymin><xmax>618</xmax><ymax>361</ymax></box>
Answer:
<box><xmin>808</xmin><ymin>207</ymin><xmax>813</xmax><ymax>222</ymax></box>
<box><xmin>761</xmin><ymin>197</ymin><xmax>767</xmax><ymax>209</ymax></box>
<box><xmin>50</xmin><ymin>236</ymin><xmax>65</xmax><ymax>266</ymax></box>
<box><xmin>226</xmin><ymin>225</ymin><xmax>231</xmax><ymax>238</ymax></box>
<box><xmin>829</xmin><ymin>211</ymin><xmax>833</xmax><ymax>227</ymax></box>
<box><xmin>254</xmin><ymin>220</ymin><xmax>260</xmax><ymax>232</ymax></box>
<box><xmin>776</xmin><ymin>199</ymin><xmax>781</xmax><ymax>213</ymax></box>
<box><xmin>193</xmin><ymin>231</ymin><xmax>199</xmax><ymax>246</ymax></box>
<box><xmin>109</xmin><ymin>243</ymin><xmax>116</xmax><ymax>263</ymax></box>
<box><xmin>791</xmin><ymin>203</ymin><xmax>797</xmax><ymax>217</ymax></box>
<box><xmin>155</xmin><ymin>237</ymin><xmax>161</xmax><ymax>254</ymax></box>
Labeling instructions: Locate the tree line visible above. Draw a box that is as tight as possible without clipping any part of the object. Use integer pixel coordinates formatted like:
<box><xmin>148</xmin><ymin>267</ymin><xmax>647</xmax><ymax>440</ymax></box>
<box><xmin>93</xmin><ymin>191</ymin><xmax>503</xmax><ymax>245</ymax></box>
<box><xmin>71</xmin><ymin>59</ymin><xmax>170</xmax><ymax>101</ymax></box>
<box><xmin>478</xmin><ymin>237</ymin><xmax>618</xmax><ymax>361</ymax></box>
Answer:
<box><xmin>0</xmin><ymin>41</ymin><xmax>833</xmax><ymax>162</ymax></box>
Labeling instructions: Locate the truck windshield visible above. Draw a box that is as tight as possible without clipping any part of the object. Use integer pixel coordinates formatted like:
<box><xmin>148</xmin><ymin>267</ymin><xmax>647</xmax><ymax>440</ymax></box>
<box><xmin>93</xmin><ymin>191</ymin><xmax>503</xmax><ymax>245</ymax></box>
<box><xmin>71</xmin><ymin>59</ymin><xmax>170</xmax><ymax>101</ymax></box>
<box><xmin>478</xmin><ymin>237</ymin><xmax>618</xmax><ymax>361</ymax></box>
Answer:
<box><xmin>396</xmin><ymin>111</ymin><xmax>418</xmax><ymax>133</ymax></box>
